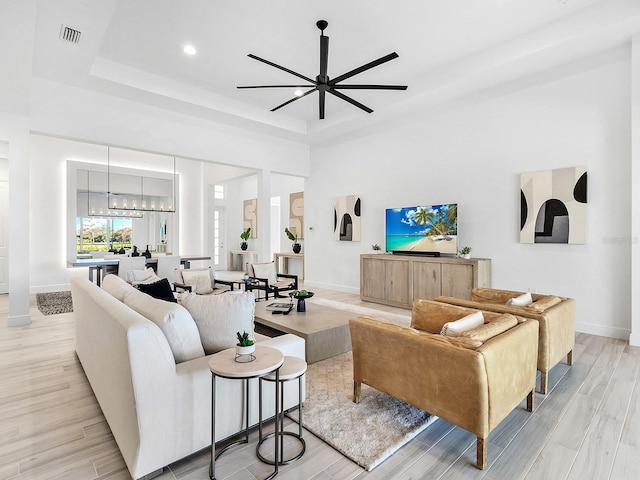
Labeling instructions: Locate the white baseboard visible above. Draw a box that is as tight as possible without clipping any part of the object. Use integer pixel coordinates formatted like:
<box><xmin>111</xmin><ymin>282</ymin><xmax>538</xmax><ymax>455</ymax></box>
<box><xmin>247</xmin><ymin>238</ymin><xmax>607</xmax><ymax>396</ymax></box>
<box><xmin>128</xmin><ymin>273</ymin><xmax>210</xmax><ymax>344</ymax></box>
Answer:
<box><xmin>629</xmin><ymin>333</ymin><xmax>640</xmax><ymax>347</ymax></box>
<box><xmin>8</xmin><ymin>314</ymin><xmax>31</xmax><ymax>326</ymax></box>
<box><xmin>302</xmin><ymin>280</ymin><xmax>360</xmax><ymax>295</ymax></box>
<box><xmin>575</xmin><ymin>321</ymin><xmax>630</xmax><ymax>341</ymax></box>
<box><xmin>30</xmin><ymin>283</ymin><xmax>71</xmax><ymax>294</ymax></box>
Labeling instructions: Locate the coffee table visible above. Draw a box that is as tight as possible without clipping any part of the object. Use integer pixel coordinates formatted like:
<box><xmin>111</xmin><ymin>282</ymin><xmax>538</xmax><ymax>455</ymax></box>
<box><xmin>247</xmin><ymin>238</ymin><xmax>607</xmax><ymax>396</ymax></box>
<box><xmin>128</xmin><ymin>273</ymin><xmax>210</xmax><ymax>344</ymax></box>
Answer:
<box><xmin>254</xmin><ymin>300</ymin><xmax>353</xmax><ymax>364</ymax></box>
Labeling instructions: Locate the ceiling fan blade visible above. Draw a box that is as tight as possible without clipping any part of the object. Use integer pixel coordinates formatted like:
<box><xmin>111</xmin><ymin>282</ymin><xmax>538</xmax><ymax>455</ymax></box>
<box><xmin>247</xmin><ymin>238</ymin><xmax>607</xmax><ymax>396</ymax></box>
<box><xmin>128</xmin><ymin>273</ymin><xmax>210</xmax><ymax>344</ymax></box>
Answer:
<box><xmin>333</xmin><ymin>84</ymin><xmax>408</xmax><ymax>90</ymax></box>
<box><xmin>320</xmin><ymin>34</ymin><xmax>329</xmax><ymax>79</ymax></box>
<box><xmin>330</xmin><ymin>52</ymin><xmax>400</xmax><ymax>85</ymax></box>
<box><xmin>270</xmin><ymin>87</ymin><xmax>318</xmax><ymax>112</ymax></box>
<box><xmin>328</xmin><ymin>89</ymin><xmax>373</xmax><ymax>114</ymax></box>
<box><xmin>237</xmin><ymin>85</ymin><xmax>315</xmax><ymax>89</ymax></box>
<box><xmin>319</xmin><ymin>90</ymin><xmax>325</xmax><ymax>119</ymax></box>
<box><xmin>247</xmin><ymin>54</ymin><xmax>316</xmax><ymax>84</ymax></box>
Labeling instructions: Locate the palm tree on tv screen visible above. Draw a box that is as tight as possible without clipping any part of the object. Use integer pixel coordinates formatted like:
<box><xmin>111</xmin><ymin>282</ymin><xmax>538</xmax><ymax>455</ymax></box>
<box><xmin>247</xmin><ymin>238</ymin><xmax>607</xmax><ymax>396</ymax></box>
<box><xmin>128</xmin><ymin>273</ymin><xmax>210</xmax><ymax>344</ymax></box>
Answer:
<box><xmin>415</xmin><ymin>206</ymin><xmax>457</xmax><ymax>238</ymax></box>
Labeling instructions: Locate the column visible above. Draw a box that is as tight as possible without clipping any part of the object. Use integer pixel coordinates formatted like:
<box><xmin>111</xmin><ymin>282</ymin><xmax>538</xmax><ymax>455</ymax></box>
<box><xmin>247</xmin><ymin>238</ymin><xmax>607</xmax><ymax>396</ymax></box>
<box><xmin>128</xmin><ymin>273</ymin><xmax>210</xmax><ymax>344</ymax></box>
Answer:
<box><xmin>631</xmin><ymin>34</ymin><xmax>640</xmax><ymax>347</ymax></box>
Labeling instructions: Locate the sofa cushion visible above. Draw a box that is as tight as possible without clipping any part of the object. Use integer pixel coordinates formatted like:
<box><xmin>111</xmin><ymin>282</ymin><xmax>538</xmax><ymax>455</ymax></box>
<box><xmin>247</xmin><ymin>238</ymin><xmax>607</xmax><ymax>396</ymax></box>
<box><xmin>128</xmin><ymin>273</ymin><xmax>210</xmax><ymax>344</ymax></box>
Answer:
<box><xmin>440</xmin><ymin>311</ymin><xmax>485</xmax><ymax>337</ymax></box>
<box><xmin>123</xmin><ymin>289</ymin><xmax>205</xmax><ymax>363</ymax></box>
<box><xmin>251</xmin><ymin>262</ymin><xmax>278</xmax><ymax>286</ymax></box>
<box><xmin>137</xmin><ymin>278</ymin><xmax>177</xmax><ymax>303</ymax></box>
<box><xmin>524</xmin><ymin>295</ymin><xmax>562</xmax><ymax>313</ymax></box>
<box><xmin>102</xmin><ymin>274</ymin><xmax>137</xmax><ymax>302</ymax></box>
<box><xmin>126</xmin><ymin>267</ymin><xmax>161</xmax><ymax>286</ymax></box>
<box><xmin>460</xmin><ymin>314</ymin><xmax>518</xmax><ymax>342</ymax></box>
<box><xmin>180</xmin><ymin>269</ymin><xmax>213</xmax><ymax>295</ymax></box>
<box><xmin>179</xmin><ymin>292</ymin><xmax>255</xmax><ymax>354</ymax></box>
<box><xmin>506</xmin><ymin>292</ymin><xmax>533</xmax><ymax>306</ymax></box>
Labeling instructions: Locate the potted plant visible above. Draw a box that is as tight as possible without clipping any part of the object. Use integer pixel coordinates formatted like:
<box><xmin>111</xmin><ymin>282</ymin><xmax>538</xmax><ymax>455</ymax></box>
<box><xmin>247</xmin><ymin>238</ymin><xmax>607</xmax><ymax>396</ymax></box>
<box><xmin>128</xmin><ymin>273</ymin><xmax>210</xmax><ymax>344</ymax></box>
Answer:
<box><xmin>235</xmin><ymin>331</ymin><xmax>255</xmax><ymax>355</ymax></box>
<box><xmin>371</xmin><ymin>244</ymin><xmax>382</xmax><ymax>253</ymax></box>
<box><xmin>285</xmin><ymin>227</ymin><xmax>302</xmax><ymax>253</ymax></box>
<box><xmin>240</xmin><ymin>227</ymin><xmax>251</xmax><ymax>251</ymax></box>
<box><xmin>458</xmin><ymin>246</ymin><xmax>472</xmax><ymax>259</ymax></box>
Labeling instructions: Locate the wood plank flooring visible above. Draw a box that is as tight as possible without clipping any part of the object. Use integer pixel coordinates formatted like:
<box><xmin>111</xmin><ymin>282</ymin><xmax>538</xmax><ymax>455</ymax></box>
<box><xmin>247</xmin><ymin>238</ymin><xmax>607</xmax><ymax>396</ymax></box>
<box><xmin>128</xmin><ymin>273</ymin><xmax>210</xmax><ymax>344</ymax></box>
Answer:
<box><xmin>0</xmin><ymin>288</ymin><xmax>639</xmax><ymax>479</ymax></box>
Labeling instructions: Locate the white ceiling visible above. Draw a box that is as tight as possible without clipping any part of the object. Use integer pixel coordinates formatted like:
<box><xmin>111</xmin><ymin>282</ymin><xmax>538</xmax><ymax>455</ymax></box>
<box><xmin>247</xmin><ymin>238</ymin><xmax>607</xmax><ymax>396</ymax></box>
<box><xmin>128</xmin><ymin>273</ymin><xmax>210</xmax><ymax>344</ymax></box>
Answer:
<box><xmin>29</xmin><ymin>0</ymin><xmax>640</xmax><ymax>145</ymax></box>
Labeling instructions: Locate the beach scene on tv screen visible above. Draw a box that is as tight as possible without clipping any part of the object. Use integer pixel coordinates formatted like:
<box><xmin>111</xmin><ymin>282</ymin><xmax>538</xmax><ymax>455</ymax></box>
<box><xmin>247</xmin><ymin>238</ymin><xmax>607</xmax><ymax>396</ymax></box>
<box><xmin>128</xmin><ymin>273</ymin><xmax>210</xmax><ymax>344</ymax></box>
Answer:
<box><xmin>386</xmin><ymin>204</ymin><xmax>458</xmax><ymax>254</ymax></box>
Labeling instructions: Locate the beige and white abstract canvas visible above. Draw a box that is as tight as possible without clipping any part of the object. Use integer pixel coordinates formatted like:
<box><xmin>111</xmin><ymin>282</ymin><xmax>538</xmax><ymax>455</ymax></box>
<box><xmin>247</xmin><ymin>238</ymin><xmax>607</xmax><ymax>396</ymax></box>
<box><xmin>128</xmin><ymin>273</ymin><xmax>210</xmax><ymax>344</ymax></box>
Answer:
<box><xmin>520</xmin><ymin>166</ymin><xmax>587</xmax><ymax>244</ymax></box>
<box><xmin>334</xmin><ymin>195</ymin><xmax>361</xmax><ymax>242</ymax></box>
<box><xmin>289</xmin><ymin>191</ymin><xmax>304</xmax><ymax>240</ymax></box>
<box><xmin>243</xmin><ymin>198</ymin><xmax>257</xmax><ymax>238</ymax></box>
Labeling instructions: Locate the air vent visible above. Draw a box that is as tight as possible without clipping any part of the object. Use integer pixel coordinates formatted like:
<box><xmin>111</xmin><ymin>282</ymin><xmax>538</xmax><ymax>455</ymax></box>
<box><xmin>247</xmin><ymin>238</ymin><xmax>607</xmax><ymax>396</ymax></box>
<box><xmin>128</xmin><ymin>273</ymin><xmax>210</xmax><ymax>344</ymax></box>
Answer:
<box><xmin>59</xmin><ymin>25</ymin><xmax>81</xmax><ymax>44</ymax></box>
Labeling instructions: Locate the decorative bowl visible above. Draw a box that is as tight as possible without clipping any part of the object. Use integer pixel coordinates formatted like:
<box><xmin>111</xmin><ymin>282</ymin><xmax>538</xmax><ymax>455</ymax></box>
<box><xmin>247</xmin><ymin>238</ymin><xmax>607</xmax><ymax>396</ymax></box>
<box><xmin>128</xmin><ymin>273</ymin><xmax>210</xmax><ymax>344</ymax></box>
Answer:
<box><xmin>291</xmin><ymin>291</ymin><xmax>314</xmax><ymax>300</ymax></box>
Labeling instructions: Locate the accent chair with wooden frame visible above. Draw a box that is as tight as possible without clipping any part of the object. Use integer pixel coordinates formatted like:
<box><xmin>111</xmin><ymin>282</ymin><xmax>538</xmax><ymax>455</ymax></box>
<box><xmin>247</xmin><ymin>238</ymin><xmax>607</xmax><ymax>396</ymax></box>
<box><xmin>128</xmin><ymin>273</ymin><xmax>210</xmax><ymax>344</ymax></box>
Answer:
<box><xmin>173</xmin><ymin>267</ymin><xmax>234</xmax><ymax>295</ymax></box>
<box><xmin>246</xmin><ymin>261</ymin><xmax>298</xmax><ymax>300</ymax></box>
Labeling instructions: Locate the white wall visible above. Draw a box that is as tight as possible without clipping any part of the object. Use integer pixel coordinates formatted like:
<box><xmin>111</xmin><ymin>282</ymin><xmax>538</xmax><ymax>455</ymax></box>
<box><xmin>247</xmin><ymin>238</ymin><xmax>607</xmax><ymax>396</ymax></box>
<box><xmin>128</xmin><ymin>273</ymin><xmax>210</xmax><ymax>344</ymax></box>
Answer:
<box><xmin>225</xmin><ymin>173</ymin><xmax>305</xmax><ymax>265</ymax></box>
<box><xmin>305</xmin><ymin>52</ymin><xmax>631</xmax><ymax>339</ymax></box>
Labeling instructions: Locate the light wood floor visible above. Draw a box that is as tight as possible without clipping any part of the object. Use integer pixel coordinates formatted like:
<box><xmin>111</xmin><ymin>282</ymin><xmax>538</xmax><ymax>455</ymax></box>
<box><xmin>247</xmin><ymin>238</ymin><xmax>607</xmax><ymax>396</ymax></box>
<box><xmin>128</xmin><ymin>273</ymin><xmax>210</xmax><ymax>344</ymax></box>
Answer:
<box><xmin>1</xmin><ymin>288</ymin><xmax>639</xmax><ymax>480</ymax></box>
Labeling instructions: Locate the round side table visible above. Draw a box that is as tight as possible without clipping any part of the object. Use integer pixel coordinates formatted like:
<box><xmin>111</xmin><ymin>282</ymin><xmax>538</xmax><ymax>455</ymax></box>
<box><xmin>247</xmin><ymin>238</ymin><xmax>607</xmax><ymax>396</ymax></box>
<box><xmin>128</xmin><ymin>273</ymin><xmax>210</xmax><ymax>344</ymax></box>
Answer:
<box><xmin>208</xmin><ymin>346</ymin><xmax>284</xmax><ymax>480</ymax></box>
<box><xmin>257</xmin><ymin>355</ymin><xmax>307</xmax><ymax>465</ymax></box>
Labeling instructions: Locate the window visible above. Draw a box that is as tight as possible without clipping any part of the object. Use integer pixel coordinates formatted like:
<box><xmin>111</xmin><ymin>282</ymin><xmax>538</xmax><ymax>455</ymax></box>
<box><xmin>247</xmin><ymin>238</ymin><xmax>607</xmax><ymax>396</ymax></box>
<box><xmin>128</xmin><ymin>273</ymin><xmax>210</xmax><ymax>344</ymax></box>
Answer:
<box><xmin>214</xmin><ymin>184</ymin><xmax>225</xmax><ymax>200</ymax></box>
<box><xmin>77</xmin><ymin>217</ymin><xmax>133</xmax><ymax>252</ymax></box>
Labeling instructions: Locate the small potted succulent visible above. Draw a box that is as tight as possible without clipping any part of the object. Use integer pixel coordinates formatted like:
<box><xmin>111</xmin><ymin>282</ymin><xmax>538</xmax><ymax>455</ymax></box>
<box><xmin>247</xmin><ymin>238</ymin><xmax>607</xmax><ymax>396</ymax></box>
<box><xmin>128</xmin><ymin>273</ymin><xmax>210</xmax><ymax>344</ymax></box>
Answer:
<box><xmin>371</xmin><ymin>244</ymin><xmax>382</xmax><ymax>253</ymax></box>
<box><xmin>240</xmin><ymin>227</ymin><xmax>251</xmax><ymax>251</ymax></box>
<box><xmin>235</xmin><ymin>331</ymin><xmax>255</xmax><ymax>355</ymax></box>
<box><xmin>458</xmin><ymin>246</ymin><xmax>472</xmax><ymax>259</ymax></box>
<box><xmin>285</xmin><ymin>227</ymin><xmax>301</xmax><ymax>253</ymax></box>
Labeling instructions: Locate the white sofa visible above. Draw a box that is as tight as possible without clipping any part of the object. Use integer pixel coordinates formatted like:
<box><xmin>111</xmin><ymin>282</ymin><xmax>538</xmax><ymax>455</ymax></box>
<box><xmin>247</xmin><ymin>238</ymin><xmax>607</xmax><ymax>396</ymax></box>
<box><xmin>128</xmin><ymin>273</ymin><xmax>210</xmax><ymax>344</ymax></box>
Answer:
<box><xmin>70</xmin><ymin>276</ymin><xmax>306</xmax><ymax>480</ymax></box>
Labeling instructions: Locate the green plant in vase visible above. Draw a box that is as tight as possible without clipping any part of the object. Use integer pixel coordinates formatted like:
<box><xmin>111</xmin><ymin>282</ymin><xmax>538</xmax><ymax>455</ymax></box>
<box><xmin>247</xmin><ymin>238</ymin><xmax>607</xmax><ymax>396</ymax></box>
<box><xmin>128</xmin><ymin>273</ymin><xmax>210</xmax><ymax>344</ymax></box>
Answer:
<box><xmin>240</xmin><ymin>227</ymin><xmax>251</xmax><ymax>251</ymax></box>
<box><xmin>285</xmin><ymin>227</ymin><xmax>301</xmax><ymax>253</ymax></box>
<box><xmin>235</xmin><ymin>331</ymin><xmax>255</xmax><ymax>356</ymax></box>
<box><xmin>458</xmin><ymin>246</ymin><xmax>472</xmax><ymax>259</ymax></box>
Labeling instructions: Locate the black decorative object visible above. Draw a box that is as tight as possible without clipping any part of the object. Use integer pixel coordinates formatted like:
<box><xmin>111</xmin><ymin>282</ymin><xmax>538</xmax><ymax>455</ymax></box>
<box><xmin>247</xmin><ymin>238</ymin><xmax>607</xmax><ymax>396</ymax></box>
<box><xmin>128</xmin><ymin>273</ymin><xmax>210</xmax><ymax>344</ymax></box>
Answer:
<box><xmin>241</xmin><ymin>241</ymin><xmax>248</xmax><ymax>251</ymax></box>
<box><xmin>143</xmin><ymin>245</ymin><xmax>152</xmax><ymax>259</ymax></box>
<box><xmin>131</xmin><ymin>245</ymin><xmax>140</xmax><ymax>257</ymax></box>
<box><xmin>238</xmin><ymin>20</ymin><xmax>407</xmax><ymax>119</ymax></box>
<box><xmin>293</xmin><ymin>243</ymin><xmax>302</xmax><ymax>254</ymax></box>
<box><xmin>291</xmin><ymin>291</ymin><xmax>314</xmax><ymax>313</ymax></box>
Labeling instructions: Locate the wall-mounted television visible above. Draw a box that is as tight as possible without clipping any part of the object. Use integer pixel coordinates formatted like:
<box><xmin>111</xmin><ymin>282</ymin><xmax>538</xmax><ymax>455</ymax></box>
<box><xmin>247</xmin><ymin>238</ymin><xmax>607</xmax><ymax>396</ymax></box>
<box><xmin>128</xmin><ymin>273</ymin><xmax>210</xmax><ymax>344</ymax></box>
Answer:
<box><xmin>385</xmin><ymin>204</ymin><xmax>458</xmax><ymax>256</ymax></box>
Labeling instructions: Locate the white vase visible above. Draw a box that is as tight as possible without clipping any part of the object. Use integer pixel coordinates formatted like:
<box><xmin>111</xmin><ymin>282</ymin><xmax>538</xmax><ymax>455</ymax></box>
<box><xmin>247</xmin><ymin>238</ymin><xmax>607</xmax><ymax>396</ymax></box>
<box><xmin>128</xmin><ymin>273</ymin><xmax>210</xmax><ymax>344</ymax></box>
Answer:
<box><xmin>236</xmin><ymin>344</ymin><xmax>255</xmax><ymax>356</ymax></box>
<box><xmin>463</xmin><ymin>254</ymin><xmax>471</xmax><ymax>259</ymax></box>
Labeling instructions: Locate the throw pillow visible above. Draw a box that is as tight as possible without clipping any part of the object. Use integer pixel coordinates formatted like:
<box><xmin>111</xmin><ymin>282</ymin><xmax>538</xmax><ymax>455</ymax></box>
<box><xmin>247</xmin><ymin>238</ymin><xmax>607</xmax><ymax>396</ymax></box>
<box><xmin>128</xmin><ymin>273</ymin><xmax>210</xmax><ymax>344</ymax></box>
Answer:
<box><xmin>123</xmin><ymin>289</ymin><xmax>205</xmax><ymax>363</ymax></box>
<box><xmin>440</xmin><ymin>311</ymin><xmax>485</xmax><ymax>337</ymax></box>
<box><xmin>137</xmin><ymin>278</ymin><xmax>177</xmax><ymax>303</ymax></box>
<box><xmin>251</xmin><ymin>262</ymin><xmax>278</xmax><ymax>286</ymax></box>
<box><xmin>181</xmin><ymin>269</ymin><xmax>213</xmax><ymax>295</ymax></box>
<box><xmin>460</xmin><ymin>314</ymin><xmax>518</xmax><ymax>342</ymax></box>
<box><xmin>126</xmin><ymin>267</ymin><xmax>161</xmax><ymax>285</ymax></box>
<box><xmin>179</xmin><ymin>292</ymin><xmax>255</xmax><ymax>354</ymax></box>
<box><xmin>506</xmin><ymin>292</ymin><xmax>533</xmax><ymax>307</ymax></box>
<box><xmin>524</xmin><ymin>295</ymin><xmax>562</xmax><ymax>313</ymax></box>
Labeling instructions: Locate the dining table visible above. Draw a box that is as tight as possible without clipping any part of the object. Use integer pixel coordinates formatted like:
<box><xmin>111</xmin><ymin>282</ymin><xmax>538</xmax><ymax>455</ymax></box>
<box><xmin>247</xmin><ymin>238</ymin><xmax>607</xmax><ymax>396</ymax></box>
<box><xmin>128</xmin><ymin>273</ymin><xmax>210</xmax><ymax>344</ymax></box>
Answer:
<box><xmin>69</xmin><ymin>255</ymin><xmax>211</xmax><ymax>286</ymax></box>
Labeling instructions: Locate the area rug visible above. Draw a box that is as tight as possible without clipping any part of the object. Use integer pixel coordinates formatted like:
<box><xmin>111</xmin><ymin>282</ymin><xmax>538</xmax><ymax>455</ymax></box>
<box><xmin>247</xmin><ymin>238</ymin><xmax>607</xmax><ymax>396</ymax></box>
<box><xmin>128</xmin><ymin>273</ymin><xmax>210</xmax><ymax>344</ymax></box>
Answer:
<box><xmin>307</xmin><ymin>297</ymin><xmax>411</xmax><ymax>327</ymax></box>
<box><xmin>288</xmin><ymin>351</ymin><xmax>437</xmax><ymax>471</ymax></box>
<box><xmin>36</xmin><ymin>291</ymin><xmax>73</xmax><ymax>315</ymax></box>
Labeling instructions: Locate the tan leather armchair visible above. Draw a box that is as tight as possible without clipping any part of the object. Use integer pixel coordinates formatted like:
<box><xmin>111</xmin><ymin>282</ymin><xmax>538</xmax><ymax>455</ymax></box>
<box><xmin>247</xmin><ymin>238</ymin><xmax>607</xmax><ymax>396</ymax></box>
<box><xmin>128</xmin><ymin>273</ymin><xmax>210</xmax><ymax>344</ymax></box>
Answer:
<box><xmin>349</xmin><ymin>300</ymin><xmax>538</xmax><ymax>469</ymax></box>
<box><xmin>435</xmin><ymin>288</ymin><xmax>575</xmax><ymax>394</ymax></box>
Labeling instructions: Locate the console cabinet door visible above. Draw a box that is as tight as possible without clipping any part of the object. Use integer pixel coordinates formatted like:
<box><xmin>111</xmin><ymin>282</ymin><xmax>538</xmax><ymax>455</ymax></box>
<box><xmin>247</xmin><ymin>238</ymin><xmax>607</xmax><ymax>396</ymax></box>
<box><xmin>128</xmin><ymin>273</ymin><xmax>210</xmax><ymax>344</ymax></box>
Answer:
<box><xmin>413</xmin><ymin>262</ymin><xmax>441</xmax><ymax>300</ymax></box>
<box><xmin>385</xmin><ymin>259</ymin><xmax>410</xmax><ymax>306</ymax></box>
<box><xmin>441</xmin><ymin>263</ymin><xmax>474</xmax><ymax>300</ymax></box>
<box><xmin>361</xmin><ymin>257</ymin><xmax>385</xmax><ymax>300</ymax></box>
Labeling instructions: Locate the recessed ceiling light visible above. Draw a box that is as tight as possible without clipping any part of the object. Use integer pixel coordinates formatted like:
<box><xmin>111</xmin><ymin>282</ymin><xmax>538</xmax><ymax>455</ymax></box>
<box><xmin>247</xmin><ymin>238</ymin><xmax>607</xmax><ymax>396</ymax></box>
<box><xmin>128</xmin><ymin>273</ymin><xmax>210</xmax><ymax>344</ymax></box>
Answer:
<box><xmin>183</xmin><ymin>45</ymin><xmax>196</xmax><ymax>56</ymax></box>
<box><xmin>294</xmin><ymin>89</ymin><xmax>303</xmax><ymax>97</ymax></box>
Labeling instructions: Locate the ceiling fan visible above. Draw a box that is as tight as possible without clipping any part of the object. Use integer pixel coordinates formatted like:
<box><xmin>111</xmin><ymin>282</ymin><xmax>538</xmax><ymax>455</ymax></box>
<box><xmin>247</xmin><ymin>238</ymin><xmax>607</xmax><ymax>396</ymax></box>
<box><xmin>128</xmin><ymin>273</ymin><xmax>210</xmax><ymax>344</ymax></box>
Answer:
<box><xmin>237</xmin><ymin>20</ymin><xmax>407</xmax><ymax>120</ymax></box>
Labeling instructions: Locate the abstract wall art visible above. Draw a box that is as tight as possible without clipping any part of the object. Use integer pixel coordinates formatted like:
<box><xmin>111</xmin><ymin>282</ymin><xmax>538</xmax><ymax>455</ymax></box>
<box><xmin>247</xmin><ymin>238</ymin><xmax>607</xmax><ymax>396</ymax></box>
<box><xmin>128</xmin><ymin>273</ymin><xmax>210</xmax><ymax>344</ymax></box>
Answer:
<box><xmin>520</xmin><ymin>166</ymin><xmax>587</xmax><ymax>244</ymax></box>
<box><xmin>289</xmin><ymin>191</ymin><xmax>304</xmax><ymax>240</ymax></box>
<box><xmin>243</xmin><ymin>198</ymin><xmax>258</xmax><ymax>238</ymax></box>
<box><xmin>334</xmin><ymin>194</ymin><xmax>361</xmax><ymax>242</ymax></box>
